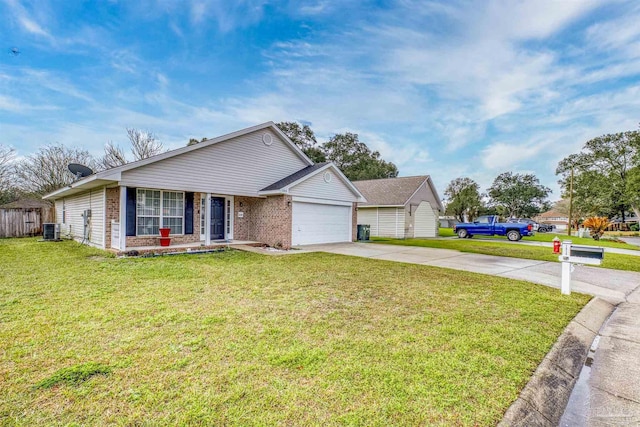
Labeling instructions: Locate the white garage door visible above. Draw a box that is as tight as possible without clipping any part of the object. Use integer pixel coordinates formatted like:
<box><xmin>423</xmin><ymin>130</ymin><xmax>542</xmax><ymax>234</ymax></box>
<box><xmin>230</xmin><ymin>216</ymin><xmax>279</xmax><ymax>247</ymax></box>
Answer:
<box><xmin>414</xmin><ymin>201</ymin><xmax>437</xmax><ymax>237</ymax></box>
<box><xmin>292</xmin><ymin>202</ymin><xmax>351</xmax><ymax>245</ymax></box>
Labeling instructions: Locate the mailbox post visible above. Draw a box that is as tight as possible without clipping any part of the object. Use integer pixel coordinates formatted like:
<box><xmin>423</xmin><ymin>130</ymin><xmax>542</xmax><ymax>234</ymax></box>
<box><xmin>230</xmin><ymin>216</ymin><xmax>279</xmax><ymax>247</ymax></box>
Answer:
<box><xmin>561</xmin><ymin>240</ymin><xmax>572</xmax><ymax>295</ymax></box>
<box><xmin>558</xmin><ymin>240</ymin><xmax>604</xmax><ymax>295</ymax></box>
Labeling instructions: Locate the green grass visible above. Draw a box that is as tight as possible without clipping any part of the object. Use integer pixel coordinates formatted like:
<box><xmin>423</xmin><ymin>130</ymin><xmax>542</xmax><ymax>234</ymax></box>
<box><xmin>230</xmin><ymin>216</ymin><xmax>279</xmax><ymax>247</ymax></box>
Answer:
<box><xmin>0</xmin><ymin>238</ymin><xmax>590</xmax><ymax>426</ymax></box>
<box><xmin>439</xmin><ymin>228</ymin><xmax>639</xmax><ymax>250</ymax></box>
<box><xmin>374</xmin><ymin>236</ymin><xmax>640</xmax><ymax>273</ymax></box>
<box><xmin>35</xmin><ymin>363</ymin><xmax>112</xmax><ymax>389</ymax></box>
<box><xmin>438</xmin><ymin>227</ymin><xmax>456</xmax><ymax>237</ymax></box>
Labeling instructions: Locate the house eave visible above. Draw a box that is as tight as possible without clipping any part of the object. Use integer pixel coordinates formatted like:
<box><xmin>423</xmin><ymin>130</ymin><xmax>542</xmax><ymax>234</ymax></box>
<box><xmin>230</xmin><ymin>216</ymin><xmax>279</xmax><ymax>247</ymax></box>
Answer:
<box><xmin>43</xmin><ymin>176</ymin><xmax>117</xmax><ymax>200</ymax></box>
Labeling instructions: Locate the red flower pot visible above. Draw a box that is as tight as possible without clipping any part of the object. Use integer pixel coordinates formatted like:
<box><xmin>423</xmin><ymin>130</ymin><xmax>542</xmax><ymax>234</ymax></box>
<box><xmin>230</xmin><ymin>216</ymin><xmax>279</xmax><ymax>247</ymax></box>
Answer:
<box><xmin>159</xmin><ymin>237</ymin><xmax>171</xmax><ymax>247</ymax></box>
<box><xmin>159</xmin><ymin>228</ymin><xmax>171</xmax><ymax>237</ymax></box>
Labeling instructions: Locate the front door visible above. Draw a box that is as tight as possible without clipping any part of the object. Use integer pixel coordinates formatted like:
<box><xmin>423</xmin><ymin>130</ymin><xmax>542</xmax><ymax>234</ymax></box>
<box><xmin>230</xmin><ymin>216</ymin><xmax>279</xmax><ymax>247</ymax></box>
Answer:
<box><xmin>210</xmin><ymin>197</ymin><xmax>225</xmax><ymax>240</ymax></box>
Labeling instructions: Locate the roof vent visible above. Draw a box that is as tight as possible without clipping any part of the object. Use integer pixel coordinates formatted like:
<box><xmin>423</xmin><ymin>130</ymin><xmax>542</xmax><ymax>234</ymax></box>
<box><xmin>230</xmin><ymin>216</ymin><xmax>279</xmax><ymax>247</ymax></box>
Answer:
<box><xmin>262</xmin><ymin>133</ymin><xmax>273</xmax><ymax>146</ymax></box>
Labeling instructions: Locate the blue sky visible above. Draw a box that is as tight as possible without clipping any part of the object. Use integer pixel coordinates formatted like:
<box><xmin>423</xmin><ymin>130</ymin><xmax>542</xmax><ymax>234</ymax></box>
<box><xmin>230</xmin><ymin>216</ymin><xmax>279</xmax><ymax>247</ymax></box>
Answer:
<box><xmin>1</xmin><ymin>0</ymin><xmax>639</xmax><ymax>199</ymax></box>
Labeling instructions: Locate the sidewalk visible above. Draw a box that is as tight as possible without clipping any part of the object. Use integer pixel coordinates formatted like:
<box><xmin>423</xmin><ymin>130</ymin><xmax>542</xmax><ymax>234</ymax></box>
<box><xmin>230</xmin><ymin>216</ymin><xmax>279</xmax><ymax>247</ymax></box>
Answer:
<box><xmin>301</xmin><ymin>242</ymin><xmax>640</xmax><ymax>426</ymax></box>
<box><xmin>561</xmin><ymin>287</ymin><xmax>640</xmax><ymax>425</ymax></box>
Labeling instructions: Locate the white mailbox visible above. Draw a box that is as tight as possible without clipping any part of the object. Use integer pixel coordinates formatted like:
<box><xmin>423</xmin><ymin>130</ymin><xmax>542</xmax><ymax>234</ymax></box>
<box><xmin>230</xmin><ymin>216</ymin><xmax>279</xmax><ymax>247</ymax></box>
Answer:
<box><xmin>558</xmin><ymin>240</ymin><xmax>605</xmax><ymax>295</ymax></box>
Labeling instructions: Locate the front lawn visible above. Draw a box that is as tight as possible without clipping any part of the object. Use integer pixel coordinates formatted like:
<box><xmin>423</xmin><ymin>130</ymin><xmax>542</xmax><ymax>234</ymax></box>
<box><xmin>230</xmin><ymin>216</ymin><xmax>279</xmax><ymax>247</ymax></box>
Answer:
<box><xmin>0</xmin><ymin>239</ymin><xmax>589</xmax><ymax>426</ymax></box>
<box><xmin>373</xmin><ymin>237</ymin><xmax>640</xmax><ymax>273</ymax></box>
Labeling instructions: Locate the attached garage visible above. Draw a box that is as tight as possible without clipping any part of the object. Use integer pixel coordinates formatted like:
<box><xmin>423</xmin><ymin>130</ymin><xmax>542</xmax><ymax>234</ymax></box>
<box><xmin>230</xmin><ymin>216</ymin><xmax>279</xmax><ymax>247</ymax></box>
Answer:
<box><xmin>259</xmin><ymin>162</ymin><xmax>365</xmax><ymax>246</ymax></box>
<box><xmin>291</xmin><ymin>201</ymin><xmax>352</xmax><ymax>245</ymax></box>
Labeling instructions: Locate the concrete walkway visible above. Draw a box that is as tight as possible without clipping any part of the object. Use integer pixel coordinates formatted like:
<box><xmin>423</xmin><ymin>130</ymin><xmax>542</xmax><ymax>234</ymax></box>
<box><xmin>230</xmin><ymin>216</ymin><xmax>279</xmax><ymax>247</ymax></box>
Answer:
<box><xmin>561</xmin><ymin>287</ymin><xmax>640</xmax><ymax>425</ymax></box>
<box><xmin>300</xmin><ymin>242</ymin><xmax>640</xmax><ymax>425</ymax></box>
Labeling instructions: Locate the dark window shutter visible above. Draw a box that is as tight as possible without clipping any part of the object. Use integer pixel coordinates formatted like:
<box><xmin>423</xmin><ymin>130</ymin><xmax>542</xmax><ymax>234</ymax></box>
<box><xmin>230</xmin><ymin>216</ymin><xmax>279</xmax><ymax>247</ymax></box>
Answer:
<box><xmin>185</xmin><ymin>192</ymin><xmax>194</xmax><ymax>235</ymax></box>
<box><xmin>126</xmin><ymin>187</ymin><xmax>137</xmax><ymax>236</ymax></box>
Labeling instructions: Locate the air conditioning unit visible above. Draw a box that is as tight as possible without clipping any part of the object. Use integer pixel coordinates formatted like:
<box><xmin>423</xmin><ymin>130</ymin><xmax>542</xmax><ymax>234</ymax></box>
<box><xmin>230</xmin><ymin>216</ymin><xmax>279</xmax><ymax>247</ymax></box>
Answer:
<box><xmin>43</xmin><ymin>223</ymin><xmax>61</xmax><ymax>241</ymax></box>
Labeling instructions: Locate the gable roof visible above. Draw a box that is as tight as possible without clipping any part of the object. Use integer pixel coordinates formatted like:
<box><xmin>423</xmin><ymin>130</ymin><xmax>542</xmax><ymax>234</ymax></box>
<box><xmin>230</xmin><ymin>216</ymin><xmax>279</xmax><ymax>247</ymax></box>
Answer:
<box><xmin>536</xmin><ymin>210</ymin><xmax>568</xmax><ymax>219</ymax></box>
<box><xmin>353</xmin><ymin>175</ymin><xmax>443</xmax><ymax>210</ymax></box>
<box><xmin>259</xmin><ymin>162</ymin><xmax>366</xmax><ymax>201</ymax></box>
<box><xmin>0</xmin><ymin>198</ymin><xmax>53</xmax><ymax>209</ymax></box>
<box><xmin>44</xmin><ymin>122</ymin><xmax>313</xmax><ymax>200</ymax></box>
<box><xmin>260</xmin><ymin>162</ymin><xmax>330</xmax><ymax>191</ymax></box>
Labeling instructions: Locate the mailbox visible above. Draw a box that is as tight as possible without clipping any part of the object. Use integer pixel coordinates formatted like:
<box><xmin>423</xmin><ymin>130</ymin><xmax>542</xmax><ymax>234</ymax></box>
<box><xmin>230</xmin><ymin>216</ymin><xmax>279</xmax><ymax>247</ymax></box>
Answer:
<box><xmin>558</xmin><ymin>242</ymin><xmax>604</xmax><ymax>266</ymax></box>
<box><xmin>558</xmin><ymin>241</ymin><xmax>605</xmax><ymax>295</ymax></box>
<box><xmin>570</xmin><ymin>245</ymin><xmax>604</xmax><ymax>260</ymax></box>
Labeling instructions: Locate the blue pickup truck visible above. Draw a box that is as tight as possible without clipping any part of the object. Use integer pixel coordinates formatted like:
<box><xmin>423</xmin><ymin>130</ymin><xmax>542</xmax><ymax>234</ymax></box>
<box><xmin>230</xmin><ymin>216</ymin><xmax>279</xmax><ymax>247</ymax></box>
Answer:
<box><xmin>453</xmin><ymin>215</ymin><xmax>534</xmax><ymax>241</ymax></box>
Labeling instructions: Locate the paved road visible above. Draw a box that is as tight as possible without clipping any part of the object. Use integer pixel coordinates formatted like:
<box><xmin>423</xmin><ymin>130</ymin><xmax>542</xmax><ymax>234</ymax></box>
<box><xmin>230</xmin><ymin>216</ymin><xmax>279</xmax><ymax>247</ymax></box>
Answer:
<box><xmin>299</xmin><ymin>242</ymin><xmax>640</xmax><ymax>426</ymax></box>
<box><xmin>621</xmin><ymin>236</ymin><xmax>640</xmax><ymax>247</ymax></box>
<box><xmin>302</xmin><ymin>242</ymin><xmax>640</xmax><ymax>304</ymax></box>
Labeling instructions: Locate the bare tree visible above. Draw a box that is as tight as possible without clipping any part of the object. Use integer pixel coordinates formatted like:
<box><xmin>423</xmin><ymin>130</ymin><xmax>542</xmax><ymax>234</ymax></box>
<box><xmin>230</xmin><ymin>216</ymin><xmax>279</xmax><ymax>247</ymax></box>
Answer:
<box><xmin>127</xmin><ymin>128</ymin><xmax>163</xmax><ymax>160</ymax></box>
<box><xmin>15</xmin><ymin>144</ymin><xmax>97</xmax><ymax>195</ymax></box>
<box><xmin>100</xmin><ymin>141</ymin><xmax>127</xmax><ymax>170</ymax></box>
<box><xmin>0</xmin><ymin>145</ymin><xmax>18</xmax><ymax>203</ymax></box>
<box><xmin>0</xmin><ymin>145</ymin><xmax>15</xmax><ymax>193</ymax></box>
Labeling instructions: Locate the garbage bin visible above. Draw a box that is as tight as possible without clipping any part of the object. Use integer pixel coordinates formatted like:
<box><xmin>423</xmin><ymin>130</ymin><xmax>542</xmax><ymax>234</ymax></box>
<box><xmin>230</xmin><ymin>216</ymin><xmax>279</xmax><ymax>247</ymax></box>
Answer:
<box><xmin>357</xmin><ymin>224</ymin><xmax>370</xmax><ymax>241</ymax></box>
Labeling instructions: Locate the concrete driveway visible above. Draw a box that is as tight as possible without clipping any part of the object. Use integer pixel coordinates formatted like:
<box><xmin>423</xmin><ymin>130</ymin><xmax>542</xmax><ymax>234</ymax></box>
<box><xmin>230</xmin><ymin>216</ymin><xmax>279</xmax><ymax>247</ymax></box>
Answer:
<box><xmin>301</xmin><ymin>242</ymin><xmax>640</xmax><ymax>304</ymax></box>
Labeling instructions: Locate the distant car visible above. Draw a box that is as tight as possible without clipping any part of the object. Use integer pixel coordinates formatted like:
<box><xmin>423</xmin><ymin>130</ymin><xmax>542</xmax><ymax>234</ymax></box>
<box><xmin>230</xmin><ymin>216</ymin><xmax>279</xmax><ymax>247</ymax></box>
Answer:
<box><xmin>505</xmin><ymin>218</ymin><xmax>554</xmax><ymax>233</ymax></box>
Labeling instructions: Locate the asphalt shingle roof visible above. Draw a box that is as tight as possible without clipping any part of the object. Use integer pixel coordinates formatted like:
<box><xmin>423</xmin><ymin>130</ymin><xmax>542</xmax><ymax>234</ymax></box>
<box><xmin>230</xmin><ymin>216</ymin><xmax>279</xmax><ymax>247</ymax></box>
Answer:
<box><xmin>352</xmin><ymin>176</ymin><xmax>429</xmax><ymax>206</ymax></box>
<box><xmin>260</xmin><ymin>162</ymin><xmax>330</xmax><ymax>192</ymax></box>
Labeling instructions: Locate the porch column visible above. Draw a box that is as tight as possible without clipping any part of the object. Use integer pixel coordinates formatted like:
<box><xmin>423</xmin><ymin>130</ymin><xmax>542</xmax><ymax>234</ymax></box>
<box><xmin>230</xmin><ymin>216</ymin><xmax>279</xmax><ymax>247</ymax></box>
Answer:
<box><xmin>205</xmin><ymin>193</ymin><xmax>211</xmax><ymax>246</ymax></box>
<box><xmin>119</xmin><ymin>186</ymin><xmax>127</xmax><ymax>251</ymax></box>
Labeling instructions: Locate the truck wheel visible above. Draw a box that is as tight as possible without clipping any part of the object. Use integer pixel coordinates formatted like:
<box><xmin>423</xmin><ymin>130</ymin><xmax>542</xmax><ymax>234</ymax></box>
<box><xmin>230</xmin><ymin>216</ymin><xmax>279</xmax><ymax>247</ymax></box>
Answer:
<box><xmin>457</xmin><ymin>229</ymin><xmax>468</xmax><ymax>238</ymax></box>
<box><xmin>507</xmin><ymin>230</ymin><xmax>521</xmax><ymax>241</ymax></box>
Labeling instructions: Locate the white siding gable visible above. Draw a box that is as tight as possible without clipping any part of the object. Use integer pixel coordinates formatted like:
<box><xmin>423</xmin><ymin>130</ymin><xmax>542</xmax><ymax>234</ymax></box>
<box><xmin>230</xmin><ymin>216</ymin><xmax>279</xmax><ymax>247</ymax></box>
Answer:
<box><xmin>120</xmin><ymin>129</ymin><xmax>308</xmax><ymax>196</ymax></box>
<box><xmin>358</xmin><ymin>207</ymin><xmax>405</xmax><ymax>238</ymax></box>
<box><xmin>414</xmin><ymin>201</ymin><xmax>437</xmax><ymax>238</ymax></box>
<box><xmin>57</xmin><ymin>187</ymin><xmax>105</xmax><ymax>247</ymax></box>
<box><xmin>288</xmin><ymin>170</ymin><xmax>358</xmax><ymax>202</ymax></box>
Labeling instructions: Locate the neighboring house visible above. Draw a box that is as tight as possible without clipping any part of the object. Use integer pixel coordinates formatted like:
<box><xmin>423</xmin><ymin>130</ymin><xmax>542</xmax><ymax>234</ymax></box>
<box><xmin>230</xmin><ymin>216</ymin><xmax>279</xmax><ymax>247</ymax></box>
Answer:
<box><xmin>43</xmin><ymin>122</ymin><xmax>365</xmax><ymax>251</ymax></box>
<box><xmin>352</xmin><ymin>176</ymin><xmax>443</xmax><ymax>238</ymax></box>
<box><xmin>534</xmin><ymin>210</ymin><xmax>568</xmax><ymax>231</ymax></box>
<box><xmin>439</xmin><ymin>216</ymin><xmax>457</xmax><ymax>228</ymax></box>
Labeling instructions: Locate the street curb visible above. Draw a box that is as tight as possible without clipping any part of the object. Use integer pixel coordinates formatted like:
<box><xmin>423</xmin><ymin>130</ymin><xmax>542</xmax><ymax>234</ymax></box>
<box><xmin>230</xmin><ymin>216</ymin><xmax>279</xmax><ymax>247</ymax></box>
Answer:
<box><xmin>498</xmin><ymin>298</ymin><xmax>615</xmax><ymax>427</ymax></box>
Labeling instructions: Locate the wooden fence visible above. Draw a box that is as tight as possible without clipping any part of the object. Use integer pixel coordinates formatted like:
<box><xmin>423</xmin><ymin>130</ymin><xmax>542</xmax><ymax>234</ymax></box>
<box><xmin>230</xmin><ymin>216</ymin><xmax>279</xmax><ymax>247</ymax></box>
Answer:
<box><xmin>0</xmin><ymin>207</ymin><xmax>55</xmax><ymax>238</ymax></box>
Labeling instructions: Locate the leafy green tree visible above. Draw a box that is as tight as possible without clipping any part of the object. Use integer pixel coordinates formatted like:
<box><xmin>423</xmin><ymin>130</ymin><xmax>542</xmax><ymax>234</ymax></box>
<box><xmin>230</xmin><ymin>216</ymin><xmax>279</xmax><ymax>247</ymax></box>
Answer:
<box><xmin>556</xmin><ymin>130</ymin><xmax>640</xmax><ymax>221</ymax></box>
<box><xmin>276</xmin><ymin>121</ymin><xmax>326</xmax><ymax>163</ymax></box>
<box><xmin>444</xmin><ymin>177</ymin><xmax>483</xmax><ymax>222</ymax></box>
<box><xmin>487</xmin><ymin>172</ymin><xmax>551</xmax><ymax>218</ymax></box>
<box><xmin>322</xmin><ymin>132</ymin><xmax>398</xmax><ymax>181</ymax></box>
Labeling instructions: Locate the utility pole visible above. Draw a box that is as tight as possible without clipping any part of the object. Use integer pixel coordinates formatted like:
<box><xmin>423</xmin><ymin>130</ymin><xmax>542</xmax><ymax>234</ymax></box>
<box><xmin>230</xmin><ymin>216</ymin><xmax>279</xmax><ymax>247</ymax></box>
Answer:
<box><xmin>568</xmin><ymin>166</ymin><xmax>574</xmax><ymax>236</ymax></box>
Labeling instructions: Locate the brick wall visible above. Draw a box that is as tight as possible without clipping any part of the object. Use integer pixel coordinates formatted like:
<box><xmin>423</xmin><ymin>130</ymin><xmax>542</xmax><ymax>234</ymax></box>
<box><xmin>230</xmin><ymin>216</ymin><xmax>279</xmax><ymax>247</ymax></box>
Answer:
<box><xmin>234</xmin><ymin>195</ymin><xmax>292</xmax><ymax>249</ymax></box>
<box><xmin>104</xmin><ymin>188</ymin><xmax>120</xmax><ymax>249</ymax></box>
<box><xmin>118</xmin><ymin>191</ymin><xmax>203</xmax><ymax>248</ymax></box>
<box><xmin>352</xmin><ymin>202</ymin><xmax>357</xmax><ymax>241</ymax></box>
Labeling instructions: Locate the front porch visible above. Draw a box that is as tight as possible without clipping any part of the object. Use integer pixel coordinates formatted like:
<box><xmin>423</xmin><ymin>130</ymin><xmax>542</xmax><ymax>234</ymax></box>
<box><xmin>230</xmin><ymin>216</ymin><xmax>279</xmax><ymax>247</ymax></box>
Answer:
<box><xmin>106</xmin><ymin>187</ymin><xmax>294</xmax><ymax>253</ymax></box>
<box><xmin>111</xmin><ymin>239</ymin><xmax>263</xmax><ymax>256</ymax></box>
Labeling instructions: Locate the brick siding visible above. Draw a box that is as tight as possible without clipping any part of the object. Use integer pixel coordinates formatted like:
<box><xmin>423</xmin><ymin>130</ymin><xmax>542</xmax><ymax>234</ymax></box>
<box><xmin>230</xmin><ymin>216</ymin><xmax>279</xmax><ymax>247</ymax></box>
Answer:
<box><xmin>104</xmin><ymin>190</ymin><xmax>202</xmax><ymax>249</ymax></box>
<box><xmin>352</xmin><ymin>202</ymin><xmax>357</xmax><ymax>241</ymax></box>
<box><xmin>234</xmin><ymin>195</ymin><xmax>292</xmax><ymax>249</ymax></box>
<box><xmin>104</xmin><ymin>187</ymin><xmax>120</xmax><ymax>249</ymax></box>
